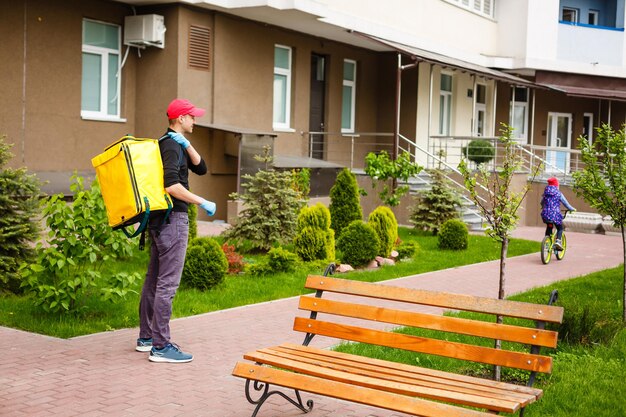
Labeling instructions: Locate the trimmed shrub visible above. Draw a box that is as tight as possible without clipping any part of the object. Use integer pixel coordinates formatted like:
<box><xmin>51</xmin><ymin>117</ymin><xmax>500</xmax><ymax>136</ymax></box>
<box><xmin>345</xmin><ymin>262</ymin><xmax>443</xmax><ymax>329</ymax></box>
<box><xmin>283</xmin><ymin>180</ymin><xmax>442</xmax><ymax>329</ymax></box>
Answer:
<box><xmin>396</xmin><ymin>241</ymin><xmax>420</xmax><ymax>260</ymax></box>
<box><xmin>329</xmin><ymin>168</ymin><xmax>362</xmax><ymax>238</ymax></box>
<box><xmin>462</xmin><ymin>139</ymin><xmax>495</xmax><ymax>166</ymax></box>
<box><xmin>182</xmin><ymin>237</ymin><xmax>228</xmax><ymax>290</ymax></box>
<box><xmin>438</xmin><ymin>219</ymin><xmax>469</xmax><ymax>250</ymax></box>
<box><xmin>188</xmin><ymin>202</ymin><xmax>198</xmax><ymax>242</ymax></box>
<box><xmin>267</xmin><ymin>247</ymin><xmax>299</xmax><ymax>273</ymax></box>
<box><xmin>336</xmin><ymin>221</ymin><xmax>380</xmax><ymax>267</ymax></box>
<box><xmin>368</xmin><ymin>206</ymin><xmax>398</xmax><ymax>258</ymax></box>
<box><xmin>222</xmin><ymin>242</ymin><xmax>245</xmax><ymax>274</ymax></box>
<box><xmin>295</xmin><ymin>203</ymin><xmax>335</xmax><ymax>261</ymax></box>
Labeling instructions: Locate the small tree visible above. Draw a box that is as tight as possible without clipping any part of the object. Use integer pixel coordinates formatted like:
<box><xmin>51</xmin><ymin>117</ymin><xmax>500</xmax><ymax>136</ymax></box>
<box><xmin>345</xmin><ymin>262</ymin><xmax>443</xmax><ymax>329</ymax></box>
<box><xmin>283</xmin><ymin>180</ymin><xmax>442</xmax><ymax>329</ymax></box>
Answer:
<box><xmin>0</xmin><ymin>136</ymin><xmax>42</xmax><ymax>293</ymax></box>
<box><xmin>458</xmin><ymin>124</ymin><xmax>541</xmax><ymax>380</ymax></box>
<box><xmin>573</xmin><ymin>124</ymin><xmax>626</xmax><ymax>322</ymax></box>
<box><xmin>364</xmin><ymin>150</ymin><xmax>423</xmax><ymax>206</ymax></box>
<box><xmin>225</xmin><ymin>146</ymin><xmax>303</xmax><ymax>252</ymax></box>
<box><xmin>462</xmin><ymin>139</ymin><xmax>496</xmax><ymax>167</ymax></box>
<box><xmin>410</xmin><ymin>168</ymin><xmax>462</xmax><ymax>235</ymax></box>
<box><xmin>329</xmin><ymin>168</ymin><xmax>362</xmax><ymax>238</ymax></box>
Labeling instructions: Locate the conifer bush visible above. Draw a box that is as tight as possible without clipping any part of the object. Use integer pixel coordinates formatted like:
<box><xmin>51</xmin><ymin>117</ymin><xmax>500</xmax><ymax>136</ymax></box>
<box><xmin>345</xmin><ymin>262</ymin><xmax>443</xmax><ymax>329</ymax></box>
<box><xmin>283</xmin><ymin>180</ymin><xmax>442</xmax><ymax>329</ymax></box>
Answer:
<box><xmin>329</xmin><ymin>168</ymin><xmax>362</xmax><ymax>238</ymax></box>
<box><xmin>396</xmin><ymin>241</ymin><xmax>420</xmax><ymax>260</ymax></box>
<box><xmin>410</xmin><ymin>169</ymin><xmax>462</xmax><ymax>235</ymax></box>
<box><xmin>182</xmin><ymin>237</ymin><xmax>228</xmax><ymax>290</ymax></box>
<box><xmin>294</xmin><ymin>203</ymin><xmax>335</xmax><ymax>261</ymax></box>
<box><xmin>0</xmin><ymin>136</ymin><xmax>42</xmax><ymax>293</ymax></box>
<box><xmin>367</xmin><ymin>206</ymin><xmax>398</xmax><ymax>258</ymax></box>
<box><xmin>336</xmin><ymin>221</ymin><xmax>380</xmax><ymax>267</ymax></box>
<box><xmin>225</xmin><ymin>146</ymin><xmax>303</xmax><ymax>252</ymax></box>
<box><xmin>438</xmin><ymin>219</ymin><xmax>469</xmax><ymax>250</ymax></box>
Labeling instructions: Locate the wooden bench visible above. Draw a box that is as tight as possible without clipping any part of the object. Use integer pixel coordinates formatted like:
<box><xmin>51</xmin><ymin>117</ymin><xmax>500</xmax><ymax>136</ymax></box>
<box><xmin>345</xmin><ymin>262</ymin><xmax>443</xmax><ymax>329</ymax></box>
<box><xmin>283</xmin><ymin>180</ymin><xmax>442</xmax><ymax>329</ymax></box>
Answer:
<box><xmin>232</xmin><ymin>273</ymin><xmax>563</xmax><ymax>417</ymax></box>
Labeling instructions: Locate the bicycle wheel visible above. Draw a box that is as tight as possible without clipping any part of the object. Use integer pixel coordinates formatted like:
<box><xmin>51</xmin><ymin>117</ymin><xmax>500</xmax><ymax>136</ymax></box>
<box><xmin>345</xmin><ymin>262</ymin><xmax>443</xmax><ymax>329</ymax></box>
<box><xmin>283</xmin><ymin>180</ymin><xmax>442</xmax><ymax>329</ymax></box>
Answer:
<box><xmin>555</xmin><ymin>233</ymin><xmax>567</xmax><ymax>260</ymax></box>
<box><xmin>541</xmin><ymin>235</ymin><xmax>552</xmax><ymax>264</ymax></box>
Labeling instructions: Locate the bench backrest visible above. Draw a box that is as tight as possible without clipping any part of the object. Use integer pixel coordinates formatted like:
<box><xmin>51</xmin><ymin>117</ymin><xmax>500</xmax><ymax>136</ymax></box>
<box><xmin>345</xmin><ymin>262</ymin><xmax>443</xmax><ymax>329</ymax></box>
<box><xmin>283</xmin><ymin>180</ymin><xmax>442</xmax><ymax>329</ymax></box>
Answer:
<box><xmin>296</xmin><ymin>275</ymin><xmax>563</xmax><ymax>374</ymax></box>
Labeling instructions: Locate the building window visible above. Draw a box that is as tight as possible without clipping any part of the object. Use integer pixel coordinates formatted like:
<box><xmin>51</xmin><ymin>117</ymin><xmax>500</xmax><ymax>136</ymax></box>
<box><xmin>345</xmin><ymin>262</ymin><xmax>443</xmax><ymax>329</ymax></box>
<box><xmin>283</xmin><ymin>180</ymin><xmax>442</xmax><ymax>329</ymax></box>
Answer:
<box><xmin>273</xmin><ymin>45</ymin><xmax>292</xmax><ymax>130</ymax></box>
<box><xmin>474</xmin><ymin>84</ymin><xmax>486</xmax><ymax>136</ymax></box>
<box><xmin>445</xmin><ymin>0</ymin><xmax>494</xmax><ymax>18</ymax></box>
<box><xmin>439</xmin><ymin>73</ymin><xmax>453</xmax><ymax>135</ymax></box>
<box><xmin>588</xmin><ymin>10</ymin><xmax>599</xmax><ymax>25</ymax></box>
<box><xmin>81</xmin><ymin>19</ymin><xmax>121</xmax><ymax>119</ymax></box>
<box><xmin>583</xmin><ymin>112</ymin><xmax>594</xmax><ymax>144</ymax></box>
<box><xmin>509</xmin><ymin>87</ymin><xmax>528</xmax><ymax>141</ymax></box>
<box><xmin>342</xmin><ymin>59</ymin><xmax>357</xmax><ymax>133</ymax></box>
<box><xmin>562</xmin><ymin>7</ymin><xmax>578</xmax><ymax>23</ymax></box>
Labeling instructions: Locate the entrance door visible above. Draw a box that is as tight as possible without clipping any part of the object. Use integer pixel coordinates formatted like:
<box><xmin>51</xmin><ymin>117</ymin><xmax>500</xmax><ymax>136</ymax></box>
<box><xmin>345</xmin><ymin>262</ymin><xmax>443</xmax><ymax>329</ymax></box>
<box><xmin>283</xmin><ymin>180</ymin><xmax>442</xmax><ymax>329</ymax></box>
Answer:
<box><xmin>546</xmin><ymin>113</ymin><xmax>572</xmax><ymax>173</ymax></box>
<box><xmin>309</xmin><ymin>54</ymin><xmax>326</xmax><ymax>159</ymax></box>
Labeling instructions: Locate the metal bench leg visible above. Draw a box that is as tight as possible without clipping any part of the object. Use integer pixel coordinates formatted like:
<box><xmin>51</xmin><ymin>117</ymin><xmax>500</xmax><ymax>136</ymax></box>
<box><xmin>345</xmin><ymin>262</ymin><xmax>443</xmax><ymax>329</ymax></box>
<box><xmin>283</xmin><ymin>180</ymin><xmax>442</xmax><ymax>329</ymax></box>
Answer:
<box><xmin>244</xmin><ymin>379</ymin><xmax>314</xmax><ymax>417</ymax></box>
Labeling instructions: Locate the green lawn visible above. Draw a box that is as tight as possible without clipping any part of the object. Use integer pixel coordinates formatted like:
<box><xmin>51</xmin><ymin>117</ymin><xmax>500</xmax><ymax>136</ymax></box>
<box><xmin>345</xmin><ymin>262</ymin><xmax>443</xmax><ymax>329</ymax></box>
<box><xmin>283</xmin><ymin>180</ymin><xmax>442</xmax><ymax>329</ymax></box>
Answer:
<box><xmin>335</xmin><ymin>266</ymin><xmax>626</xmax><ymax>416</ymax></box>
<box><xmin>0</xmin><ymin>227</ymin><xmax>539</xmax><ymax>338</ymax></box>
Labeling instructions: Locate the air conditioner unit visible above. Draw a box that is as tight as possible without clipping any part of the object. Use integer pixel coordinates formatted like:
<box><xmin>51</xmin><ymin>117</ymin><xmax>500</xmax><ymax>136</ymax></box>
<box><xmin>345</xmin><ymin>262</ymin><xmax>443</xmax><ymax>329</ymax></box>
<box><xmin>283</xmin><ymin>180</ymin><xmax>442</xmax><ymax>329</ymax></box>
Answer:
<box><xmin>124</xmin><ymin>14</ymin><xmax>166</xmax><ymax>49</ymax></box>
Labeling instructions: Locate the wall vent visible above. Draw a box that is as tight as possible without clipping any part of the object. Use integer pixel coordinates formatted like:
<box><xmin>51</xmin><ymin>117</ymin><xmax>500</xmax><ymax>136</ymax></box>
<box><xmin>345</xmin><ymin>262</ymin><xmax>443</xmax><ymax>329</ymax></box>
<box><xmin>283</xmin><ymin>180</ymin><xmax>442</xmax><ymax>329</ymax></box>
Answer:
<box><xmin>188</xmin><ymin>25</ymin><xmax>210</xmax><ymax>71</ymax></box>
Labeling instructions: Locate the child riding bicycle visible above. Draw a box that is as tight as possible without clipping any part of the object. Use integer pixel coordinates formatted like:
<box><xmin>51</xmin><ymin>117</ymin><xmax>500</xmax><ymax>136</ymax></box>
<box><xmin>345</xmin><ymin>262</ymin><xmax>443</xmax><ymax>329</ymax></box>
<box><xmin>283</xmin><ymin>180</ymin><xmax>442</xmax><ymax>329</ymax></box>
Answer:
<box><xmin>541</xmin><ymin>177</ymin><xmax>575</xmax><ymax>250</ymax></box>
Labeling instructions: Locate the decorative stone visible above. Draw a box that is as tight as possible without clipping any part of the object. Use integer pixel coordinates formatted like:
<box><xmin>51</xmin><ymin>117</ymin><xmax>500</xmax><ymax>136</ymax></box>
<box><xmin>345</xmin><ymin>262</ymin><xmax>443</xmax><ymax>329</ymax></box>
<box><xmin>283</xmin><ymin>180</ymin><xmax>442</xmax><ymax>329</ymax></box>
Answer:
<box><xmin>390</xmin><ymin>250</ymin><xmax>399</xmax><ymax>259</ymax></box>
<box><xmin>336</xmin><ymin>264</ymin><xmax>354</xmax><ymax>273</ymax></box>
<box><xmin>366</xmin><ymin>260</ymin><xmax>379</xmax><ymax>269</ymax></box>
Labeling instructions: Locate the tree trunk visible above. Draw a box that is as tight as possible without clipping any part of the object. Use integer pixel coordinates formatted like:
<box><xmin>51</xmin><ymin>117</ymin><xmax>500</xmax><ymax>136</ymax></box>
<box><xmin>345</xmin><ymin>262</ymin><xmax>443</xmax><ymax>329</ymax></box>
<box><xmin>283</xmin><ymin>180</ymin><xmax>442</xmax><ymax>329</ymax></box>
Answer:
<box><xmin>493</xmin><ymin>237</ymin><xmax>509</xmax><ymax>382</ymax></box>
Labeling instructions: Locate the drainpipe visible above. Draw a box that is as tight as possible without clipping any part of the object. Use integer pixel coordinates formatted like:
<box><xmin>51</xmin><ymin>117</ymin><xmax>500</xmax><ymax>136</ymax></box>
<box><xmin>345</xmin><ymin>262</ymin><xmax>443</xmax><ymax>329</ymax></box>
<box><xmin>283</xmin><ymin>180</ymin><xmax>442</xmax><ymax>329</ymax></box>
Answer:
<box><xmin>531</xmin><ymin>88</ymin><xmax>536</xmax><ymax>147</ymax></box>
<box><xmin>492</xmin><ymin>82</ymin><xmax>497</xmax><ymax>137</ymax></box>
<box><xmin>471</xmin><ymin>75</ymin><xmax>476</xmax><ymax>135</ymax></box>
<box><xmin>393</xmin><ymin>53</ymin><xmax>418</xmax><ymax>161</ymax></box>
<box><xmin>428</xmin><ymin>64</ymin><xmax>434</xmax><ymax>168</ymax></box>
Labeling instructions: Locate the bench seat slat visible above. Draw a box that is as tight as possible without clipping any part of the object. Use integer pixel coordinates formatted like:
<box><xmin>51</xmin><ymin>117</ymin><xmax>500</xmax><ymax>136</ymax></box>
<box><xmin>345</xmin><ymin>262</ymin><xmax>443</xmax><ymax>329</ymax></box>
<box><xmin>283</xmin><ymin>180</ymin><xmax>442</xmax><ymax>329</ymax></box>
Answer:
<box><xmin>276</xmin><ymin>343</ymin><xmax>542</xmax><ymax>397</ymax></box>
<box><xmin>254</xmin><ymin>345</ymin><xmax>539</xmax><ymax>404</ymax></box>
<box><xmin>305</xmin><ymin>276</ymin><xmax>564</xmax><ymax>323</ymax></box>
<box><xmin>244</xmin><ymin>348</ymin><xmax>538</xmax><ymax>411</ymax></box>
<box><xmin>232</xmin><ymin>362</ymin><xmax>499</xmax><ymax>417</ymax></box>
<box><xmin>299</xmin><ymin>296</ymin><xmax>559</xmax><ymax>348</ymax></box>
<box><xmin>294</xmin><ymin>317</ymin><xmax>553</xmax><ymax>373</ymax></box>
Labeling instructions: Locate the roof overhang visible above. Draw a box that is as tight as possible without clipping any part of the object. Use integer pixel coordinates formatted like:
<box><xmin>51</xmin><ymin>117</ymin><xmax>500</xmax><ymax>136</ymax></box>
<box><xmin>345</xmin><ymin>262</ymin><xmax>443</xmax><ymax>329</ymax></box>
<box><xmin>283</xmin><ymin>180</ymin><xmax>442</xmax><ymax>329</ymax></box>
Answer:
<box><xmin>356</xmin><ymin>33</ymin><xmax>539</xmax><ymax>88</ymax></box>
<box><xmin>535</xmin><ymin>71</ymin><xmax>626</xmax><ymax>102</ymax></box>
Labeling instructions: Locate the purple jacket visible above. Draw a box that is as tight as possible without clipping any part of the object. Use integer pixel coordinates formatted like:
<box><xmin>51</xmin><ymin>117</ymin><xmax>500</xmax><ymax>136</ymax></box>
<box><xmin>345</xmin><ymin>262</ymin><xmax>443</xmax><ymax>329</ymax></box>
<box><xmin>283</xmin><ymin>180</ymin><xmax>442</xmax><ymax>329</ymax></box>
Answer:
<box><xmin>541</xmin><ymin>185</ymin><xmax>575</xmax><ymax>225</ymax></box>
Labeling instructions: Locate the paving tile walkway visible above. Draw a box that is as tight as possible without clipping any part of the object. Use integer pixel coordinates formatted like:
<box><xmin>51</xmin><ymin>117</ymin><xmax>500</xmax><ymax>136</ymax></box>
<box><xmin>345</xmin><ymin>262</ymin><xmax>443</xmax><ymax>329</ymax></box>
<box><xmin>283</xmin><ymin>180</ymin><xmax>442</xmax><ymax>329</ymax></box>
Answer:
<box><xmin>1</xmin><ymin>226</ymin><xmax>623</xmax><ymax>417</ymax></box>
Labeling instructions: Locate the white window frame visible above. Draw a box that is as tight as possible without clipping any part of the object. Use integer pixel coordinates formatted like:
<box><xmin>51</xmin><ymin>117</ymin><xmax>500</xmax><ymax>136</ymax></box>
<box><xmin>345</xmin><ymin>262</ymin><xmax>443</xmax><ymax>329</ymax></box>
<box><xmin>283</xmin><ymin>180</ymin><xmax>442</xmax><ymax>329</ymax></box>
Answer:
<box><xmin>341</xmin><ymin>59</ymin><xmax>357</xmax><ymax>133</ymax></box>
<box><xmin>273</xmin><ymin>44</ymin><xmax>292</xmax><ymax>131</ymax></box>
<box><xmin>81</xmin><ymin>19</ymin><xmax>123</xmax><ymax>121</ymax></box>
<box><xmin>509</xmin><ymin>87</ymin><xmax>529</xmax><ymax>142</ymax></box>
<box><xmin>583</xmin><ymin>112</ymin><xmax>594</xmax><ymax>144</ymax></box>
<box><xmin>588</xmin><ymin>10</ymin><xmax>599</xmax><ymax>25</ymax></box>
<box><xmin>444</xmin><ymin>0</ymin><xmax>494</xmax><ymax>18</ymax></box>
<box><xmin>474</xmin><ymin>83</ymin><xmax>487</xmax><ymax>137</ymax></box>
<box><xmin>439</xmin><ymin>72</ymin><xmax>453</xmax><ymax>136</ymax></box>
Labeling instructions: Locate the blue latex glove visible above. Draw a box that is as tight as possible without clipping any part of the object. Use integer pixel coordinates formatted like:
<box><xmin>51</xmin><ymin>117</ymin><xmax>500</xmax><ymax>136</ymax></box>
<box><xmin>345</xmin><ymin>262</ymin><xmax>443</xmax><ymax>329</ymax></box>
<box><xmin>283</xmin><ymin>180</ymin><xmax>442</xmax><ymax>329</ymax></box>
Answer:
<box><xmin>199</xmin><ymin>199</ymin><xmax>216</xmax><ymax>216</ymax></box>
<box><xmin>167</xmin><ymin>131</ymin><xmax>190</xmax><ymax>149</ymax></box>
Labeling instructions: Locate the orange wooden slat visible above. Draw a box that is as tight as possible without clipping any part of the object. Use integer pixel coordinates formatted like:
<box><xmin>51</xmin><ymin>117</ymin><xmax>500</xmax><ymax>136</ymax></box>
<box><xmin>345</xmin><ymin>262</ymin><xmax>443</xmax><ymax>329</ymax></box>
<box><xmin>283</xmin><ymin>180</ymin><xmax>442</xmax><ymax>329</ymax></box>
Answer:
<box><xmin>304</xmin><ymin>275</ymin><xmax>564</xmax><ymax>323</ymax></box>
<box><xmin>294</xmin><ymin>318</ymin><xmax>553</xmax><ymax>373</ymax></box>
<box><xmin>299</xmin><ymin>296</ymin><xmax>559</xmax><ymax>348</ymax></box>
<box><xmin>232</xmin><ymin>362</ymin><xmax>497</xmax><ymax>417</ymax></box>
<box><xmin>249</xmin><ymin>346</ymin><xmax>538</xmax><ymax>405</ymax></box>
<box><xmin>244</xmin><ymin>349</ymin><xmax>534</xmax><ymax>412</ymax></box>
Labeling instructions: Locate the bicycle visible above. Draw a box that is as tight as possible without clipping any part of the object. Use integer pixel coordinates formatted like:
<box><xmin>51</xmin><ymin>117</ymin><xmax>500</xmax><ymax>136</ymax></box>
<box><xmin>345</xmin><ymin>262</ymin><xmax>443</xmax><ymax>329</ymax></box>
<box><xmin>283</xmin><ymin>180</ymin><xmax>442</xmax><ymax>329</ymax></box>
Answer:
<box><xmin>541</xmin><ymin>210</ymin><xmax>570</xmax><ymax>265</ymax></box>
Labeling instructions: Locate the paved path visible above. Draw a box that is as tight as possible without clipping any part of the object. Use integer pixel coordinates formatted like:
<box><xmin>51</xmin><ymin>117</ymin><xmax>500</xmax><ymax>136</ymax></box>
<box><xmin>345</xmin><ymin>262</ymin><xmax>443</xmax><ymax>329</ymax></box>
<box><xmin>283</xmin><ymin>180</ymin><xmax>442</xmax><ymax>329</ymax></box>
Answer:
<box><xmin>1</xmin><ymin>226</ymin><xmax>623</xmax><ymax>417</ymax></box>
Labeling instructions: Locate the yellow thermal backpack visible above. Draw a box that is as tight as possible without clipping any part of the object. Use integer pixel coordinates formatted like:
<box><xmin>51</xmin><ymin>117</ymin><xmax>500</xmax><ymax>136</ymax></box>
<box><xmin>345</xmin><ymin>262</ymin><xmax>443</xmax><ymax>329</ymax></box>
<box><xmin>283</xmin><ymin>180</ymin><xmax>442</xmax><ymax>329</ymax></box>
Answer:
<box><xmin>91</xmin><ymin>135</ymin><xmax>173</xmax><ymax>242</ymax></box>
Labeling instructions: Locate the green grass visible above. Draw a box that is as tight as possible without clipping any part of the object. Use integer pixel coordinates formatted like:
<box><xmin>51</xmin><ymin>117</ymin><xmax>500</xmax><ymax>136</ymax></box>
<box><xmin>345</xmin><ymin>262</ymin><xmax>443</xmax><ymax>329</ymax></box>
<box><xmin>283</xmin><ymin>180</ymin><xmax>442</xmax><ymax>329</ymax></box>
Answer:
<box><xmin>334</xmin><ymin>266</ymin><xmax>626</xmax><ymax>416</ymax></box>
<box><xmin>0</xmin><ymin>227</ymin><xmax>539</xmax><ymax>338</ymax></box>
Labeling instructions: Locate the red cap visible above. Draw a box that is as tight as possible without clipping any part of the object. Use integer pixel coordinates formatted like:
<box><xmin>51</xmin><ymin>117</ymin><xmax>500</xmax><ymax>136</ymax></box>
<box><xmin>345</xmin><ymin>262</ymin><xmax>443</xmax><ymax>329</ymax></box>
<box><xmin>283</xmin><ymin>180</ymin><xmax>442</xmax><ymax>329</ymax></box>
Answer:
<box><xmin>547</xmin><ymin>177</ymin><xmax>559</xmax><ymax>187</ymax></box>
<box><xmin>166</xmin><ymin>99</ymin><xmax>206</xmax><ymax>119</ymax></box>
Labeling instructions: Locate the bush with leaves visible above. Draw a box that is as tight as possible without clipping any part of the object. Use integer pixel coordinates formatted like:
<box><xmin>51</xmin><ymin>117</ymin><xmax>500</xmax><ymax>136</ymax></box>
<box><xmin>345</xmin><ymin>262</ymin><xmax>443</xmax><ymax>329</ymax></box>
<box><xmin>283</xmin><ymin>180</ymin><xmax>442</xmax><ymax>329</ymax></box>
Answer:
<box><xmin>182</xmin><ymin>237</ymin><xmax>228</xmax><ymax>290</ymax></box>
<box><xmin>20</xmin><ymin>176</ymin><xmax>139</xmax><ymax>313</ymax></box>
<box><xmin>225</xmin><ymin>146</ymin><xmax>303</xmax><ymax>252</ymax></box>
<box><xmin>438</xmin><ymin>219</ymin><xmax>469</xmax><ymax>250</ymax></box>
<box><xmin>336</xmin><ymin>221</ymin><xmax>380</xmax><ymax>267</ymax></box>
<box><xmin>0</xmin><ymin>136</ymin><xmax>42</xmax><ymax>294</ymax></box>
<box><xmin>222</xmin><ymin>242</ymin><xmax>245</xmax><ymax>274</ymax></box>
<box><xmin>396</xmin><ymin>241</ymin><xmax>420</xmax><ymax>260</ymax></box>
<box><xmin>364</xmin><ymin>150</ymin><xmax>422</xmax><ymax>206</ymax></box>
<box><xmin>462</xmin><ymin>139</ymin><xmax>495</xmax><ymax>166</ymax></box>
<box><xmin>294</xmin><ymin>203</ymin><xmax>335</xmax><ymax>261</ymax></box>
<box><xmin>188</xmin><ymin>201</ymin><xmax>198</xmax><ymax>242</ymax></box>
<box><xmin>367</xmin><ymin>206</ymin><xmax>398</xmax><ymax>258</ymax></box>
<box><xmin>410</xmin><ymin>169</ymin><xmax>462</xmax><ymax>235</ymax></box>
<box><xmin>329</xmin><ymin>168</ymin><xmax>362</xmax><ymax>238</ymax></box>
<box><xmin>247</xmin><ymin>247</ymin><xmax>299</xmax><ymax>276</ymax></box>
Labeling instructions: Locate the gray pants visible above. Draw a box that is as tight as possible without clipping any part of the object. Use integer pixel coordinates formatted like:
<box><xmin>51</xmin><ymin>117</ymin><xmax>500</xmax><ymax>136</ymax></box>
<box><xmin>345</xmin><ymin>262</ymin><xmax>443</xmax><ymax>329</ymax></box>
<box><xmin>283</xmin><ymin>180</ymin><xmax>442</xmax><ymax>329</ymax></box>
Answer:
<box><xmin>139</xmin><ymin>211</ymin><xmax>189</xmax><ymax>348</ymax></box>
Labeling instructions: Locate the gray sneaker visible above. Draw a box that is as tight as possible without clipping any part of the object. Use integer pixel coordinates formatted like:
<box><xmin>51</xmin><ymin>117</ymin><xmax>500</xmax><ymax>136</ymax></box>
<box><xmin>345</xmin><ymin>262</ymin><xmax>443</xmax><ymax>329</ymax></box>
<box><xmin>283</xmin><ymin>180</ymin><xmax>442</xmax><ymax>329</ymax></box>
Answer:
<box><xmin>136</xmin><ymin>338</ymin><xmax>153</xmax><ymax>352</ymax></box>
<box><xmin>149</xmin><ymin>343</ymin><xmax>193</xmax><ymax>363</ymax></box>
<box><xmin>554</xmin><ymin>239</ymin><xmax>563</xmax><ymax>250</ymax></box>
